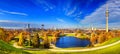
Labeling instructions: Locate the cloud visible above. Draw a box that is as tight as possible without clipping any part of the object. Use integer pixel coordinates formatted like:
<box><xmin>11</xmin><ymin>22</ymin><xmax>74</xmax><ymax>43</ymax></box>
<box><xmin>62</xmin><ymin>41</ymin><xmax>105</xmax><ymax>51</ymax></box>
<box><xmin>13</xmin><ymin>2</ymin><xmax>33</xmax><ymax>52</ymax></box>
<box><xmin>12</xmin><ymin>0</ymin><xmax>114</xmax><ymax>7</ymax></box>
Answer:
<box><xmin>0</xmin><ymin>20</ymin><xmax>23</xmax><ymax>23</ymax></box>
<box><xmin>0</xmin><ymin>9</ymin><xmax>28</xmax><ymax>16</ymax></box>
<box><xmin>80</xmin><ymin>0</ymin><xmax>120</xmax><ymax>25</ymax></box>
<box><xmin>35</xmin><ymin>0</ymin><xmax>55</xmax><ymax>11</ymax></box>
<box><xmin>63</xmin><ymin>1</ymin><xmax>71</xmax><ymax>13</ymax></box>
<box><xmin>0</xmin><ymin>20</ymin><xmax>13</xmax><ymax>22</ymax></box>
<box><xmin>0</xmin><ymin>12</ymin><xmax>4</xmax><ymax>15</ymax></box>
<box><xmin>66</xmin><ymin>6</ymin><xmax>77</xmax><ymax>16</ymax></box>
<box><xmin>56</xmin><ymin>18</ymin><xmax>65</xmax><ymax>23</ymax></box>
<box><xmin>0</xmin><ymin>20</ymin><xmax>29</xmax><ymax>24</ymax></box>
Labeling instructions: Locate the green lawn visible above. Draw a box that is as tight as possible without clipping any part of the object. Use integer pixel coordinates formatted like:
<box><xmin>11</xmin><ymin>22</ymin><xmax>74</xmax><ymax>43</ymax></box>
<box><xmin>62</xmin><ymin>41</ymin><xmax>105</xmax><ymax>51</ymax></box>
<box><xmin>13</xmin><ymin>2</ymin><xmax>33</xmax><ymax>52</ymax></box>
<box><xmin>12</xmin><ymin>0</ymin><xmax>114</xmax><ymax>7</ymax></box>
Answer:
<box><xmin>65</xmin><ymin>33</ymin><xmax>89</xmax><ymax>39</ymax></box>
<box><xmin>65</xmin><ymin>33</ymin><xmax>75</xmax><ymax>36</ymax></box>
<box><xmin>0</xmin><ymin>40</ymin><xmax>30</xmax><ymax>54</ymax></box>
<box><xmin>96</xmin><ymin>37</ymin><xmax>120</xmax><ymax>46</ymax></box>
<box><xmin>9</xmin><ymin>40</ymin><xmax>15</xmax><ymax>45</ymax></box>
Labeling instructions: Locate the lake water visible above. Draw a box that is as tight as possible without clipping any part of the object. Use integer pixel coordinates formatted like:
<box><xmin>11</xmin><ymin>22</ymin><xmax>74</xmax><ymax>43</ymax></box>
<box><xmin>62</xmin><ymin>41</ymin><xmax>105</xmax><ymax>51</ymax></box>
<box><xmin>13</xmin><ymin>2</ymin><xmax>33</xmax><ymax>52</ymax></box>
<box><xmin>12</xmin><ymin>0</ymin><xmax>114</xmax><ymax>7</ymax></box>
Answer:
<box><xmin>56</xmin><ymin>36</ymin><xmax>91</xmax><ymax>48</ymax></box>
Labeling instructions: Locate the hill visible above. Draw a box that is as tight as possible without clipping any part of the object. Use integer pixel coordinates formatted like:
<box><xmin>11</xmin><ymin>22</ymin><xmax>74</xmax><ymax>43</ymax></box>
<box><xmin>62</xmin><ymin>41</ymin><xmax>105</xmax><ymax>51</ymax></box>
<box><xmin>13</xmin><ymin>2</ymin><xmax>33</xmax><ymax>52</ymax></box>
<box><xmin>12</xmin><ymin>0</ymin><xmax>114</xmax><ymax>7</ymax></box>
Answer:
<box><xmin>0</xmin><ymin>40</ymin><xmax>30</xmax><ymax>54</ymax></box>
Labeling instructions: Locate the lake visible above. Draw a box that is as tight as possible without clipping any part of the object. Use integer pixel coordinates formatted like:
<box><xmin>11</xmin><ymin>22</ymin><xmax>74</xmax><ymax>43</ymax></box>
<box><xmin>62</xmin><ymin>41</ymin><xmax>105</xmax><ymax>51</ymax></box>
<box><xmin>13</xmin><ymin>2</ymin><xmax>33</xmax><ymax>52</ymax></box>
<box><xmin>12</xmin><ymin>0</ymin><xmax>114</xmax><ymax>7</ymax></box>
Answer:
<box><xmin>56</xmin><ymin>36</ymin><xmax>91</xmax><ymax>48</ymax></box>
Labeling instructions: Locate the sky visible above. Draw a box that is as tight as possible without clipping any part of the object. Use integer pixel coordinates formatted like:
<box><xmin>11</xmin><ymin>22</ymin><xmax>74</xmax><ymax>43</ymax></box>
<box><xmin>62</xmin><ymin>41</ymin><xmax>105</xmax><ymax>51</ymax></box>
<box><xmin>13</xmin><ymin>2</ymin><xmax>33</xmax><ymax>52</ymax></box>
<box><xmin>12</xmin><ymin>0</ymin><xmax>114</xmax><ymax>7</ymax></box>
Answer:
<box><xmin>0</xmin><ymin>0</ymin><xmax>120</xmax><ymax>29</ymax></box>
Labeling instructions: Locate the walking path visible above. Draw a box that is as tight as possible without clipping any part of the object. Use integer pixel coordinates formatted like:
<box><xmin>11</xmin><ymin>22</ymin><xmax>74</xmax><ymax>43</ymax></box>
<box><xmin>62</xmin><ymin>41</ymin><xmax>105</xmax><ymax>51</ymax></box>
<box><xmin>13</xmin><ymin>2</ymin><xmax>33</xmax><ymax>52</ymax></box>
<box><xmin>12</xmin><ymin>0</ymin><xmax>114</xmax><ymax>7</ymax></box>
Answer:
<box><xmin>13</xmin><ymin>40</ymin><xmax>120</xmax><ymax>52</ymax></box>
<box><xmin>49</xmin><ymin>40</ymin><xmax>120</xmax><ymax>52</ymax></box>
<box><xmin>13</xmin><ymin>42</ymin><xmax>23</xmax><ymax>48</ymax></box>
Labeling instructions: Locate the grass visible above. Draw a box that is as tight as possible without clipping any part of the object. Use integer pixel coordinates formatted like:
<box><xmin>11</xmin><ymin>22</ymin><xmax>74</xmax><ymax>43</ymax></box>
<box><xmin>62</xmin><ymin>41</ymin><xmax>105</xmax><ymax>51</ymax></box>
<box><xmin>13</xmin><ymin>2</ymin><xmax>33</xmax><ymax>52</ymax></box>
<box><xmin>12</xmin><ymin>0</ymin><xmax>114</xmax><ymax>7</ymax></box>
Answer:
<box><xmin>25</xmin><ymin>37</ymin><xmax>120</xmax><ymax>54</ymax></box>
<box><xmin>9</xmin><ymin>40</ymin><xmax>15</xmax><ymax>45</ymax></box>
<box><xmin>0</xmin><ymin>40</ymin><xmax>30</xmax><ymax>54</ymax></box>
<box><xmin>25</xmin><ymin>42</ymin><xmax>120</xmax><ymax>54</ymax></box>
<box><xmin>65</xmin><ymin>33</ymin><xmax>75</xmax><ymax>36</ymax></box>
<box><xmin>65</xmin><ymin>33</ymin><xmax>89</xmax><ymax>39</ymax></box>
<box><xmin>78</xmin><ymin>41</ymin><xmax>120</xmax><ymax>54</ymax></box>
<box><xmin>96</xmin><ymin>37</ymin><xmax>120</xmax><ymax>46</ymax></box>
<box><xmin>77</xmin><ymin>35</ymin><xmax>89</xmax><ymax>39</ymax></box>
<box><xmin>2</xmin><ymin>34</ymin><xmax>120</xmax><ymax>54</ymax></box>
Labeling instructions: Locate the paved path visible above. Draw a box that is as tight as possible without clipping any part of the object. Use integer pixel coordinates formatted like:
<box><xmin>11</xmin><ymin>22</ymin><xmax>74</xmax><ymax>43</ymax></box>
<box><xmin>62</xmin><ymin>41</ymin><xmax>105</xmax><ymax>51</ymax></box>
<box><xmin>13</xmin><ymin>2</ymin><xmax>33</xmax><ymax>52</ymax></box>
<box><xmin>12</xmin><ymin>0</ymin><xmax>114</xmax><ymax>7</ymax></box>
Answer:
<box><xmin>13</xmin><ymin>42</ymin><xmax>23</xmax><ymax>48</ymax></box>
<box><xmin>13</xmin><ymin>40</ymin><xmax>120</xmax><ymax>52</ymax></box>
<box><xmin>49</xmin><ymin>40</ymin><xmax>120</xmax><ymax>52</ymax></box>
<box><xmin>50</xmin><ymin>43</ymin><xmax>60</xmax><ymax>49</ymax></box>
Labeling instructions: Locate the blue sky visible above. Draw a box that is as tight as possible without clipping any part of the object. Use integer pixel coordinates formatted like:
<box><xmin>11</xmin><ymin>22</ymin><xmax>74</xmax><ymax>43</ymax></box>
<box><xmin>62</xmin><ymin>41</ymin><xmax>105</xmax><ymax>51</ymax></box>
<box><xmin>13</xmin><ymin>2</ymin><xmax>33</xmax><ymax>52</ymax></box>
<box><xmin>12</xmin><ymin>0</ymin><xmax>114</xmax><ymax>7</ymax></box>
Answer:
<box><xmin>0</xmin><ymin>0</ymin><xmax>120</xmax><ymax>28</ymax></box>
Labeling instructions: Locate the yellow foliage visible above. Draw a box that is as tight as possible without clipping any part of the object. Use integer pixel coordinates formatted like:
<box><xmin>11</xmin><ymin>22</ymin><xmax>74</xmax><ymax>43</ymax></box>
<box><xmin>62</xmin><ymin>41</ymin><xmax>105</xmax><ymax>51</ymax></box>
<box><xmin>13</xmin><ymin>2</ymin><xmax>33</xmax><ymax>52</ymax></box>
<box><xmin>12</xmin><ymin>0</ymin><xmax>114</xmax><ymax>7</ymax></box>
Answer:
<box><xmin>18</xmin><ymin>33</ymin><xmax>24</xmax><ymax>46</ymax></box>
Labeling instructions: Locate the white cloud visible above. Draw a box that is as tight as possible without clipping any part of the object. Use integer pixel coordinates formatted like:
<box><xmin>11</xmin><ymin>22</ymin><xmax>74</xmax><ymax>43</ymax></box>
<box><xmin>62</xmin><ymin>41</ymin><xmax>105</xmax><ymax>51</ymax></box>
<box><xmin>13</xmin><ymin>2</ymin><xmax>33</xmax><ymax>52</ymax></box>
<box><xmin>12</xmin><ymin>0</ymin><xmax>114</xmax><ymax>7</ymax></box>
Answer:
<box><xmin>64</xmin><ymin>1</ymin><xmax>72</xmax><ymax>15</ymax></box>
<box><xmin>0</xmin><ymin>20</ymin><xmax>15</xmax><ymax>22</ymax></box>
<box><xmin>66</xmin><ymin>6</ymin><xmax>77</xmax><ymax>16</ymax></box>
<box><xmin>0</xmin><ymin>9</ymin><xmax>28</xmax><ymax>16</ymax></box>
<box><xmin>0</xmin><ymin>20</ymin><xmax>24</xmax><ymax>23</ymax></box>
<box><xmin>0</xmin><ymin>20</ymin><xmax>29</xmax><ymax>24</ymax></box>
<box><xmin>80</xmin><ymin>0</ymin><xmax>120</xmax><ymax>25</ymax></box>
<box><xmin>35</xmin><ymin>0</ymin><xmax>55</xmax><ymax>11</ymax></box>
<box><xmin>56</xmin><ymin>18</ymin><xmax>65</xmax><ymax>23</ymax></box>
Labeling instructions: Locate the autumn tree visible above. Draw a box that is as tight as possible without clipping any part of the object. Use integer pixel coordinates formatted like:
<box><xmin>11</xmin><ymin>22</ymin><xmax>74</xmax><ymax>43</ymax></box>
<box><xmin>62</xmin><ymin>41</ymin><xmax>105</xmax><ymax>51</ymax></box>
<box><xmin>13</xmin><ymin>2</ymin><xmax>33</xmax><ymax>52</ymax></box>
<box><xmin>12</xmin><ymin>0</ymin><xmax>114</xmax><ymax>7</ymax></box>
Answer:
<box><xmin>52</xmin><ymin>31</ymin><xmax>60</xmax><ymax>44</ymax></box>
<box><xmin>46</xmin><ymin>29</ymin><xmax>52</xmax><ymax>35</ymax></box>
<box><xmin>98</xmin><ymin>32</ymin><xmax>106</xmax><ymax>43</ymax></box>
<box><xmin>106</xmin><ymin>32</ymin><xmax>114</xmax><ymax>40</ymax></box>
<box><xmin>32</xmin><ymin>33</ymin><xmax>40</xmax><ymax>48</ymax></box>
<box><xmin>0</xmin><ymin>28</ymin><xmax>6</xmax><ymax>41</ymax></box>
<box><xmin>75</xmin><ymin>29</ymin><xmax>82</xmax><ymax>37</ymax></box>
<box><xmin>43</xmin><ymin>32</ymin><xmax>50</xmax><ymax>48</ymax></box>
<box><xmin>0</xmin><ymin>28</ymin><xmax>15</xmax><ymax>42</ymax></box>
<box><xmin>27</xmin><ymin>33</ymin><xmax>31</xmax><ymax>46</ymax></box>
<box><xmin>18</xmin><ymin>32</ymin><xmax>24</xmax><ymax>46</ymax></box>
<box><xmin>90</xmin><ymin>32</ymin><xmax>97</xmax><ymax>45</ymax></box>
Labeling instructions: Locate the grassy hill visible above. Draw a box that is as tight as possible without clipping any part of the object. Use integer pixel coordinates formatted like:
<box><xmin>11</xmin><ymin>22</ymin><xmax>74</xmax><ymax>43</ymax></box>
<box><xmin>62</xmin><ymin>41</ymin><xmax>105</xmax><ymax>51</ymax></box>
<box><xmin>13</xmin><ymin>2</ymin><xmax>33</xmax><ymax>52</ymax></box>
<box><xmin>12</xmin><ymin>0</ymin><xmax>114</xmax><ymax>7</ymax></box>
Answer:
<box><xmin>0</xmin><ymin>40</ymin><xmax>30</xmax><ymax>54</ymax></box>
<box><xmin>96</xmin><ymin>37</ymin><xmax>120</xmax><ymax>46</ymax></box>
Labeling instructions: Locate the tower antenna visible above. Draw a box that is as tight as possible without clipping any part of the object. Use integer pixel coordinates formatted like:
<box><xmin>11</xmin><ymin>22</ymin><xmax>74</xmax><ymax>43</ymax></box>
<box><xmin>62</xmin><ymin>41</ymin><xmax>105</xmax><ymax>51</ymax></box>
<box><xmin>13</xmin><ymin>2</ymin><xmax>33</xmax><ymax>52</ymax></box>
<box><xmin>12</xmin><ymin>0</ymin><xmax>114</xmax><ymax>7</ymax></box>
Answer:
<box><xmin>106</xmin><ymin>3</ymin><xmax>109</xmax><ymax>32</ymax></box>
